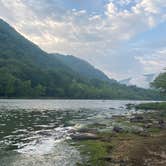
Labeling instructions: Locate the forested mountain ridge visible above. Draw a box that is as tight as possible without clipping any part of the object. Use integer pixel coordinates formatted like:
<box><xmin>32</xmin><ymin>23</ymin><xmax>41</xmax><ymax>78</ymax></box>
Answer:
<box><xmin>52</xmin><ymin>53</ymin><xmax>114</xmax><ymax>82</ymax></box>
<box><xmin>0</xmin><ymin>18</ymin><xmax>164</xmax><ymax>99</ymax></box>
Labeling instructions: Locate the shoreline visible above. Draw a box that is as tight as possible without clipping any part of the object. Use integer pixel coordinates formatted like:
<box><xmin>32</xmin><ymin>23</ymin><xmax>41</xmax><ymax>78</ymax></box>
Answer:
<box><xmin>74</xmin><ymin>103</ymin><xmax>166</xmax><ymax>166</ymax></box>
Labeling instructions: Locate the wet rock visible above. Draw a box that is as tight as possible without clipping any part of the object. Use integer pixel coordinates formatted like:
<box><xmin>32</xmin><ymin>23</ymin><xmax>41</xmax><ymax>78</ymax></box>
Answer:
<box><xmin>144</xmin><ymin>123</ymin><xmax>153</xmax><ymax>128</ymax></box>
<box><xmin>158</xmin><ymin>119</ymin><xmax>165</xmax><ymax>125</ymax></box>
<box><xmin>112</xmin><ymin>115</ymin><xmax>126</xmax><ymax>119</ymax></box>
<box><xmin>113</xmin><ymin>126</ymin><xmax>124</xmax><ymax>133</ymax></box>
<box><xmin>77</xmin><ymin>128</ymin><xmax>98</xmax><ymax>134</ymax></box>
<box><xmin>126</xmin><ymin>103</ymin><xmax>135</xmax><ymax>109</ymax></box>
<box><xmin>130</xmin><ymin>115</ymin><xmax>144</xmax><ymax>122</ymax></box>
<box><xmin>158</xmin><ymin>120</ymin><xmax>166</xmax><ymax>129</ymax></box>
<box><xmin>71</xmin><ymin>133</ymin><xmax>99</xmax><ymax>140</ymax></box>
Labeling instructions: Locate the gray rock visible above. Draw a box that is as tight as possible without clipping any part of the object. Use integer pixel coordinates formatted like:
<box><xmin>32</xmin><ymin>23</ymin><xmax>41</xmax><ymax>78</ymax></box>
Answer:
<box><xmin>77</xmin><ymin>128</ymin><xmax>98</xmax><ymax>133</ymax></box>
<box><xmin>131</xmin><ymin>126</ymin><xmax>144</xmax><ymax>134</ymax></box>
<box><xmin>130</xmin><ymin>115</ymin><xmax>144</xmax><ymax>122</ymax></box>
<box><xmin>113</xmin><ymin>126</ymin><xmax>124</xmax><ymax>133</ymax></box>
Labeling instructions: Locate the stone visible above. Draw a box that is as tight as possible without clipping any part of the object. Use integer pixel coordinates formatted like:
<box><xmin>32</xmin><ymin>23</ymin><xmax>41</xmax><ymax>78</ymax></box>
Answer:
<box><xmin>113</xmin><ymin>126</ymin><xmax>124</xmax><ymax>133</ymax></box>
<box><xmin>130</xmin><ymin>115</ymin><xmax>144</xmax><ymax>122</ymax></box>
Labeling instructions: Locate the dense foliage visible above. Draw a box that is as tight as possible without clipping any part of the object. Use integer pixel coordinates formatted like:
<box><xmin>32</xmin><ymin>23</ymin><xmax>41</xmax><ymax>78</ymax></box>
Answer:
<box><xmin>151</xmin><ymin>72</ymin><xmax>166</xmax><ymax>93</ymax></box>
<box><xmin>0</xmin><ymin>19</ymin><xmax>164</xmax><ymax>99</ymax></box>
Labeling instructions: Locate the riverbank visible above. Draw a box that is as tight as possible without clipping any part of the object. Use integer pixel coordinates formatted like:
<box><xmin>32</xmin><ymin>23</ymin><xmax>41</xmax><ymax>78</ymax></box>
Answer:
<box><xmin>75</xmin><ymin>102</ymin><xmax>166</xmax><ymax>166</ymax></box>
<box><xmin>135</xmin><ymin>102</ymin><xmax>166</xmax><ymax>110</ymax></box>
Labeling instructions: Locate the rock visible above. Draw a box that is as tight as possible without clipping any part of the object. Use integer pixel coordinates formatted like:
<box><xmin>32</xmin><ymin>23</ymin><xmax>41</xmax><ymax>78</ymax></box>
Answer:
<box><xmin>158</xmin><ymin>119</ymin><xmax>165</xmax><ymax>125</ymax></box>
<box><xmin>158</xmin><ymin>120</ymin><xmax>166</xmax><ymax>129</ymax></box>
<box><xmin>112</xmin><ymin>115</ymin><xmax>126</xmax><ymax>119</ymax></box>
<box><xmin>131</xmin><ymin>126</ymin><xmax>144</xmax><ymax>134</ymax></box>
<box><xmin>113</xmin><ymin>126</ymin><xmax>124</xmax><ymax>133</ymax></box>
<box><xmin>139</xmin><ymin>131</ymin><xmax>150</xmax><ymax>137</ymax></box>
<box><xmin>77</xmin><ymin>128</ymin><xmax>97</xmax><ymax>133</ymax></box>
<box><xmin>71</xmin><ymin>132</ymin><xmax>99</xmax><ymax>140</ymax></box>
<box><xmin>126</xmin><ymin>103</ymin><xmax>135</xmax><ymax>109</ymax></box>
<box><xmin>130</xmin><ymin>115</ymin><xmax>144</xmax><ymax>122</ymax></box>
<box><xmin>144</xmin><ymin>123</ymin><xmax>153</xmax><ymax>128</ymax></box>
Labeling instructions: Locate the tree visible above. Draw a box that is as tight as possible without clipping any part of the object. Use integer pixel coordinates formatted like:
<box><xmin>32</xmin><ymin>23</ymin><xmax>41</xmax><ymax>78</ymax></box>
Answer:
<box><xmin>151</xmin><ymin>72</ymin><xmax>166</xmax><ymax>92</ymax></box>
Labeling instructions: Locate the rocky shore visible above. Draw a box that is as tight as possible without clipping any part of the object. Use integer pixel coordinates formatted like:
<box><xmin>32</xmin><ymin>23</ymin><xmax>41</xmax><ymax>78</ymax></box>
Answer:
<box><xmin>73</xmin><ymin>102</ymin><xmax>166</xmax><ymax>166</ymax></box>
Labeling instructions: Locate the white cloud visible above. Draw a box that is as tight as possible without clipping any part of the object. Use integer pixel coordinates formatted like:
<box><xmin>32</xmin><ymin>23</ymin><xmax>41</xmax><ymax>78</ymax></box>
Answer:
<box><xmin>135</xmin><ymin>48</ymin><xmax>166</xmax><ymax>73</ymax></box>
<box><xmin>106</xmin><ymin>2</ymin><xmax>118</xmax><ymax>16</ymax></box>
<box><xmin>0</xmin><ymin>0</ymin><xmax>165</xmax><ymax>80</ymax></box>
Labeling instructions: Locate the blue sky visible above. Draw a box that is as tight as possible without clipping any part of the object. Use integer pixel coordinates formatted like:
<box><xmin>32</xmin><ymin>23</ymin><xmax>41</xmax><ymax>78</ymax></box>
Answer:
<box><xmin>0</xmin><ymin>0</ymin><xmax>166</xmax><ymax>86</ymax></box>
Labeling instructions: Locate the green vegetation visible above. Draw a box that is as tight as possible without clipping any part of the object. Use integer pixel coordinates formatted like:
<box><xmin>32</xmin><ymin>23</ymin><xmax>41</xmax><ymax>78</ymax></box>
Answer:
<box><xmin>53</xmin><ymin>54</ymin><xmax>112</xmax><ymax>82</ymax></box>
<box><xmin>135</xmin><ymin>102</ymin><xmax>166</xmax><ymax>110</ymax></box>
<box><xmin>77</xmin><ymin>140</ymin><xmax>111</xmax><ymax>166</ymax></box>
<box><xmin>75</xmin><ymin>105</ymin><xmax>166</xmax><ymax>166</ymax></box>
<box><xmin>0</xmin><ymin>18</ymin><xmax>165</xmax><ymax>99</ymax></box>
<box><xmin>151</xmin><ymin>71</ymin><xmax>166</xmax><ymax>93</ymax></box>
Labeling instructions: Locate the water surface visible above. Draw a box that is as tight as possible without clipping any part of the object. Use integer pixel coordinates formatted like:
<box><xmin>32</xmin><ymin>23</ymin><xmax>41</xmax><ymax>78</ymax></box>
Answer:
<box><xmin>0</xmin><ymin>99</ymin><xmax>151</xmax><ymax>166</ymax></box>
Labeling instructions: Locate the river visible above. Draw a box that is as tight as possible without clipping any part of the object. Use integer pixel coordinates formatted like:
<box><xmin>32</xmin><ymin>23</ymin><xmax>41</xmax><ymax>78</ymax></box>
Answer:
<box><xmin>0</xmin><ymin>99</ymin><xmax>153</xmax><ymax>166</ymax></box>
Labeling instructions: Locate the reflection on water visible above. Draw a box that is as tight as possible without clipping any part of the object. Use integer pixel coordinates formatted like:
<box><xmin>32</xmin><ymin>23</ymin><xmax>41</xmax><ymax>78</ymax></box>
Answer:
<box><xmin>0</xmin><ymin>99</ymin><xmax>150</xmax><ymax>166</ymax></box>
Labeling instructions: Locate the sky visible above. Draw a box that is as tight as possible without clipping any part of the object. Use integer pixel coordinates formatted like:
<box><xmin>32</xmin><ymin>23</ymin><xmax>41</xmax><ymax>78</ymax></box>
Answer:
<box><xmin>0</xmin><ymin>0</ymin><xmax>166</xmax><ymax>85</ymax></box>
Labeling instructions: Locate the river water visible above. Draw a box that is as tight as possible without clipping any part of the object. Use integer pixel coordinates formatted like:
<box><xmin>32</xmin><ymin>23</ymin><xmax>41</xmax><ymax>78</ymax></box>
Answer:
<box><xmin>0</xmin><ymin>99</ymin><xmax>152</xmax><ymax>166</ymax></box>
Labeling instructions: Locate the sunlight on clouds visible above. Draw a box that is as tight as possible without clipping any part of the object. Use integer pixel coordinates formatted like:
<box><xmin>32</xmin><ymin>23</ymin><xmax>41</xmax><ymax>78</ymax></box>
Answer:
<box><xmin>0</xmin><ymin>0</ymin><xmax>165</xmax><ymax>80</ymax></box>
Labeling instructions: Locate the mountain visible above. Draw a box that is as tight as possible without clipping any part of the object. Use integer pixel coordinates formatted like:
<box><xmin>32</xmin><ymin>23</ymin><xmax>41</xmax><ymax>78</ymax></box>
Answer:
<box><xmin>0</xmin><ymin>18</ymin><xmax>164</xmax><ymax>99</ymax></box>
<box><xmin>120</xmin><ymin>74</ymin><xmax>157</xmax><ymax>89</ymax></box>
<box><xmin>52</xmin><ymin>53</ymin><xmax>115</xmax><ymax>83</ymax></box>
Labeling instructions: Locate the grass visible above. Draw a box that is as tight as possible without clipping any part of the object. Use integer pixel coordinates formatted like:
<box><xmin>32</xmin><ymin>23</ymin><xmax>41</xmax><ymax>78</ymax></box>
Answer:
<box><xmin>76</xmin><ymin>140</ymin><xmax>112</xmax><ymax>166</ymax></box>
<box><xmin>135</xmin><ymin>102</ymin><xmax>166</xmax><ymax>110</ymax></box>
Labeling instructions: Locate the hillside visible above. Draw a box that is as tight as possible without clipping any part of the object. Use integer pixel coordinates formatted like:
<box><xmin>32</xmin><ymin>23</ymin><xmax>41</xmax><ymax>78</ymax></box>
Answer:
<box><xmin>52</xmin><ymin>54</ymin><xmax>114</xmax><ymax>82</ymax></box>
<box><xmin>0</xmin><ymin>18</ymin><xmax>164</xmax><ymax>99</ymax></box>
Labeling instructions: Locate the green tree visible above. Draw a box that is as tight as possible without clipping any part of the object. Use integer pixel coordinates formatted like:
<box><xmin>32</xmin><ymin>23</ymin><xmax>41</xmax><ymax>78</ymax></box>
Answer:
<box><xmin>151</xmin><ymin>72</ymin><xmax>166</xmax><ymax>92</ymax></box>
<box><xmin>33</xmin><ymin>84</ymin><xmax>46</xmax><ymax>97</ymax></box>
